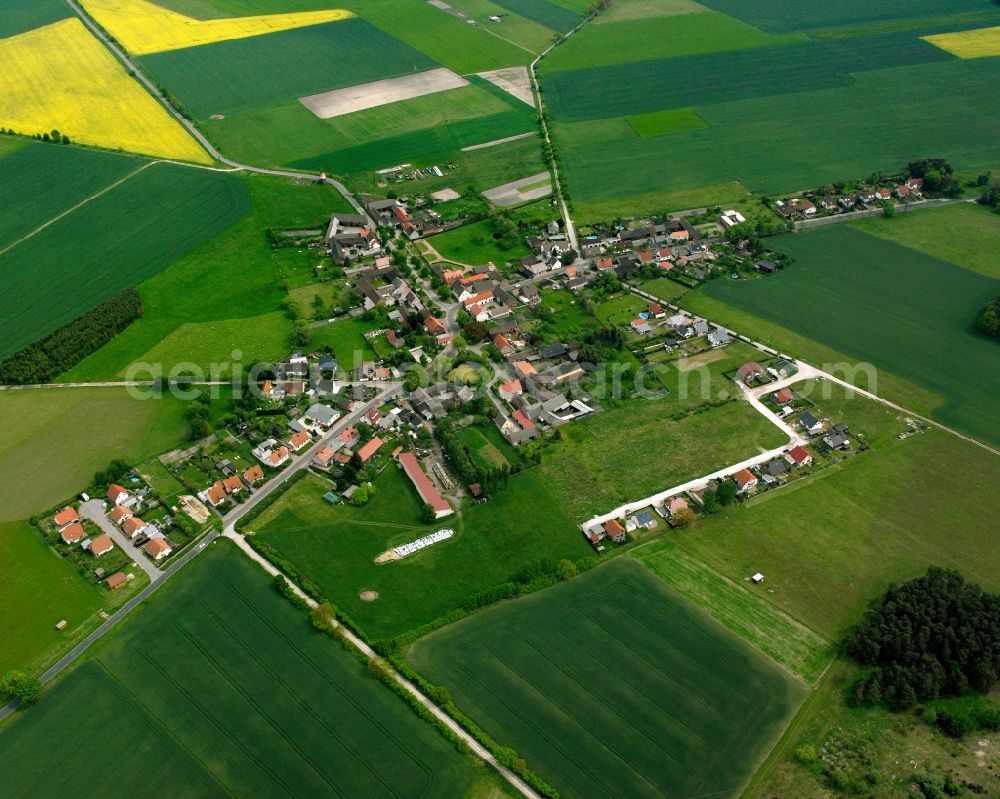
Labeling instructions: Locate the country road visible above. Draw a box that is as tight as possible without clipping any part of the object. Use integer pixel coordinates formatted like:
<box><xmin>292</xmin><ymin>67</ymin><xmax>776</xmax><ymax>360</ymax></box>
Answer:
<box><xmin>62</xmin><ymin>0</ymin><xmax>366</xmax><ymax>216</ymax></box>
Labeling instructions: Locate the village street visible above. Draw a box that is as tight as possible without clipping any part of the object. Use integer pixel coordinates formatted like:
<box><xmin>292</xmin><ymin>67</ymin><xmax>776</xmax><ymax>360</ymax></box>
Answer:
<box><xmin>79</xmin><ymin>499</ymin><xmax>163</xmax><ymax>583</ymax></box>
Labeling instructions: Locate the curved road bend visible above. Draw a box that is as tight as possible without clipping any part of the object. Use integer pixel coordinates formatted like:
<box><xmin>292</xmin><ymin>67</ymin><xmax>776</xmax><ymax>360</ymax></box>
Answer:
<box><xmin>0</xmin><ymin>384</ymin><xmax>398</xmax><ymax>722</ymax></box>
<box><xmin>62</xmin><ymin>0</ymin><xmax>366</xmax><ymax>217</ymax></box>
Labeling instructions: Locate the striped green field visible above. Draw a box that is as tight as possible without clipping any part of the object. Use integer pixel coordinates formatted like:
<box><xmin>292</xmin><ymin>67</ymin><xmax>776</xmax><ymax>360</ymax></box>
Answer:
<box><xmin>0</xmin><ymin>543</ymin><xmax>498</xmax><ymax>798</ymax></box>
<box><xmin>625</xmin><ymin>107</ymin><xmax>707</xmax><ymax>137</ymax></box>
<box><xmin>410</xmin><ymin>558</ymin><xmax>806</xmax><ymax>799</ymax></box>
<box><xmin>632</xmin><ymin>540</ymin><xmax>831</xmax><ymax>684</ymax></box>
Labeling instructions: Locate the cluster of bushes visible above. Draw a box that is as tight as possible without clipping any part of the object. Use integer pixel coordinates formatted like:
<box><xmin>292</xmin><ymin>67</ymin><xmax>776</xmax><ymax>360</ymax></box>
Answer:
<box><xmin>975</xmin><ymin>297</ymin><xmax>1000</xmax><ymax>339</ymax></box>
<box><xmin>847</xmin><ymin>568</ymin><xmax>1000</xmax><ymax>709</ymax></box>
<box><xmin>0</xmin><ymin>287</ymin><xmax>142</xmax><ymax>383</ymax></box>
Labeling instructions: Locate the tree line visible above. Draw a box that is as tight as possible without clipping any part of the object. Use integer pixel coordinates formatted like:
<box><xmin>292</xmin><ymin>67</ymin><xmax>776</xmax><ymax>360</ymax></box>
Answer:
<box><xmin>0</xmin><ymin>287</ymin><xmax>142</xmax><ymax>383</ymax></box>
<box><xmin>847</xmin><ymin>568</ymin><xmax>1000</xmax><ymax>709</ymax></box>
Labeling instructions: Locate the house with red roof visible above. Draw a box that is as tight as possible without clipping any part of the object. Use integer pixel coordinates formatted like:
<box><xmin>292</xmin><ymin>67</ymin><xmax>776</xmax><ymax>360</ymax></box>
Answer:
<box><xmin>144</xmin><ymin>538</ymin><xmax>172</xmax><ymax>561</ymax></box>
<box><xmin>424</xmin><ymin>316</ymin><xmax>446</xmax><ymax>335</ymax></box>
<box><xmin>604</xmin><ymin>519</ymin><xmax>626</xmax><ymax>543</ymax></box>
<box><xmin>313</xmin><ymin>445</ymin><xmax>335</xmax><ymax>471</ymax></box>
<box><xmin>205</xmin><ymin>480</ymin><xmax>227</xmax><ymax>507</ymax></box>
<box><xmin>512</xmin><ymin>409</ymin><xmax>535</xmax><ymax>431</ymax></box>
<box><xmin>268</xmin><ymin>446</ymin><xmax>290</xmax><ymax>468</ymax></box>
<box><xmin>53</xmin><ymin>506</ymin><xmax>78</xmax><ymax>529</ymax></box>
<box><xmin>60</xmin><ymin>522</ymin><xmax>86</xmax><ymax>544</ymax></box>
<box><xmin>735</xmin><ymin>362</ymin><xmax>765</xmax><ymax>385</ymax></box>
<box><xmin>773</xmin><ymin>388</ymin><xmax>794</xmax><ymax>405</ymax></box>
<box><xmin>499</xmin><ymin>378</ymin><xmax>522</xmax><ymax>401</ymax></box>
<box><xmin>785</xmin><ymin>445</ymin><xmax>813</xmax><ymax>467</ymax></box>
<box><xmin>398</xmin><ymin>451</ymin><xmax>452</xmax><ymax>518</ymax></box>
<box><xmin>494</xmin><ymin>333</ymin><xmax>514</xmax><ymax>355</ymax></box>
<box><xmin>243</xmin><ymin>464</ymin><xmax>265</xmax><ymax>485</ymax></box>
<box><xmin>107</xmin><ymin>484</ymin><xmax>129</xmax><ymax>505</ymax></box>
<box><xmin>106</xmin><ymin>572</ymin><xmax>127</xmax><ymax>590</ymax></box>
<box><xmin>648</xmin><ymin>302</ymin><xmax>665</xmax><ymax>318</ymax></box>
<box><xmin>664</xmin><ymin>496</ymin><xmax>689</xmax><ymax>516</ymax></box>
<box><xmin>358</xmin><ymin>437</ymin><xmax>384</xmax><ymax>464</ymax></box>
<box><xmin>90</xmin><ymin>534</ymin><xmax>114</xmax><ymax>557</ymax></box>
<box><xmin>732</xmin><ymin>468</ymin><xmax>758</xmax><ymax>494</ymax></box>
<box><xmin>339</xmin><ymin>426</ymin><xmax>360</xmax><ymax>449</ymax></box>
<box><xmin>288</xmin><ymin>430</ymin><xmax>311</xmax><ymax>452</ymax></box>
<box><xmin>223</xmin><ymin>475</ymin><xmax>244</xmax><ymax>495</ymax></box>
<box><xmin>122</xmin><ymin>516</ymin><xmax>149</xmax><ymax>540</ymax></box>
<box><xmin>514</xmin><ymin>361</ymin><xmax>536</xmax><ymax>378</ymax></box>
<box><xmin>109</xmin><ymin>504</ymin><xmax>132</xmax><ymax>525</ymax></box>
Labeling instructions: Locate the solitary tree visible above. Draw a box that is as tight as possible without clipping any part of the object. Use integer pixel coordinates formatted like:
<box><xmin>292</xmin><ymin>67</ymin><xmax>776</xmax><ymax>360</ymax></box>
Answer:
<box><xmin>1</xmin><ymin>670</ymin><xmax>42</xmax><ymax>705</ymax></box>
<box><xmin>672</xmin><ymin>507</ymin><xmax>697</xmax><ymax>529</ymax></box>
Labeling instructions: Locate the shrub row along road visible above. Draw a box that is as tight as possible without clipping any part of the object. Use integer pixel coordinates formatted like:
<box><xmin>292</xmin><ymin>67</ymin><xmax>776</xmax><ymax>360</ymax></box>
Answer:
<box><xmin>62</xmin><ymin>0</ymin><xmax>367</xmax><ymax>217</ymax></box>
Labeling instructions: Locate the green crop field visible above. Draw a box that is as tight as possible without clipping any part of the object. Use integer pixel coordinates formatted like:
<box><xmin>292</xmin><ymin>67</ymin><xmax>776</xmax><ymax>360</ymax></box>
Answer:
<box><xmin>540</xmin><ymin>9</ymin><xmax>792</xmax><ymax>73</ymax></box>
<box><xmin>540</xmin><ymin>394</ymin><xmax>788</xmax><ymax>521</ymax></box>
<box><xmin>252</xmin><ymin>468</ymin><xmax>591</xmax><ymax>641</ymax></box>
<box><xmin>0</xmin><ymin>520</ymin><xmax>102</xmax><ymax>676</ymax></box>
<box><xmin>1</xmin><ymin>162</ymin><xmax>249</xmax><ymax>358</ymax></box>
<box><xmin>0</xmin><ymin>143</ymin><xmax>142</xmax><ymax>249</ymax></box>
<box><xmin>410</xmin><ymin>558</ymin><xmax>806</xmax><ymax>799</ymax></box>
<box><xmin>0</xmin><ymin>0</ymin><xmax>69</xmax><ymax>37</ymax></box>
<box><xmin>852</xmin><ymin>202</ymin><xmax>1000</xmax><ymax>279</ymax></box>
<box><xmin>695</xmin><ymin>0</ymin><xmax>997</xmax><ymax>33</ymax></box>
<box><xmin>633</xmin><ymin>540</ymin><xmax>831</xmax><ymax>684</ymax></box>
<box><xmin>140</xmin><ymin>18</ymin><xmax>436</xmax><ymax>120</ymax></box>
<box><xmin>492</xmin><ymin>0</ymin><xmax>579</xmax><ymax>31</ymax></box>
<box><xmin>447</xmin><ymin>0</ymin><xmax>558</xmax><ymax>52</ymax></box>
<box><xmin>700</xmin><ymin>225</ymin><xmax>1000</xmax><ymax>446</ymax></box>
<box><xmin>544</xmin><ymin>32</ymin><xmax>953</xmax><ymax>122</ymax></box>
<box><xmin>555</xmin><ymin>57</ymin><xmax>1000</xmax><ymax>219</ymax></box>
<box><xmin>60</xmin><ymin>173</ymin><xmax>354</xmax><ymax>380</ymax></box>
<box><xmin>673</xmin><ymin>425</ymin><xmax>1000</xmax><ymax>641</ymax></box>
<box><xmin>0</xmin><ymin>543</ymin><xmax>500</xmax><ymax>798</ymax></box>
<box><xmin>625</xmin><ymin>108</ymin><xmax>707</xmax><ymax>137</ymax></box>
<box><xmin>0</xmin><ymin>388</ymin><xmax>191</xmax><ymax>523</ymax></box>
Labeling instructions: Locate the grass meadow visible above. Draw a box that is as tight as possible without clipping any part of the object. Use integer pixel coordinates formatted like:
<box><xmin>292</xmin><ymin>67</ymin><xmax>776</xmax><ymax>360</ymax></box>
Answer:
<box><xmin>0</xmin><ymin>543</ymin><xmax>503</xmax><ymax>798</ymax></box>
<box><xmin>492</xmin><ymin>0</ymin><xmax>579</xmax><ymax>31</ymax></box>
<box><xmin>1</xmin><ymin>162</ymin><xmax>249</xmax><ymax>358</ymax></box>
<box><xmin>0</xmin><ymin>520</ymin><xmax>103</xmax><ymax>676</ymax></box>
<box><xmin>252</xmin><ymin>468</ymin><xmax>591</xmax><ymax>641</ymax></box>
<box><xmin>0</xmin><ymin>388</ymin><xmax>192</xmax><ymax>523</ymax></box>
<box><xmin>409</xmin><ymin>558</ymin><xmax>806</xmax><ymax>799</ymax></box>
<box><xmin>701</xmin><ymin>225</ymin><xmax>1000</xmax><ymax>446</ymax></box>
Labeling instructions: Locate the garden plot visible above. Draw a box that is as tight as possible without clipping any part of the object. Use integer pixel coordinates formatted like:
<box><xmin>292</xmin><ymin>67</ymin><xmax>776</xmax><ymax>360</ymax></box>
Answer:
<box><xmin>483</xmin><ymin>171</ymin><xmax>552</xmax><ymax>205</ymax></box>
<box><xmin>300</xmin><ymin>68</ymin><xmax>469</xmax><ymax>118</ymax></box>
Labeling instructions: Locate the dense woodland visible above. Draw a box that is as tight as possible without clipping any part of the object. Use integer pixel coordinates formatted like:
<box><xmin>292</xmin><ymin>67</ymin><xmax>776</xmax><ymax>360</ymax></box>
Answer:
<box><xmin>0</xmin><ymin>287</ymin><xmax>142</xmax><ymax>383</ymax></box>
<box><xmin>848</xmin><ymin>568</ymin><xmax>1000</xmax><ymax>709</ymax></box>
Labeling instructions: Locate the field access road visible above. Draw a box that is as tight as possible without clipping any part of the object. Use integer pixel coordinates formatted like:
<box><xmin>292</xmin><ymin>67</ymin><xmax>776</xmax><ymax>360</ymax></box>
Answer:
<box><xmin>794</xmin><ymin>196</ymin><xmax>971</xmax><ymax>230</ymax></box>
<box><xmin>80</xmin><ymin>499</ymin><xmax>163</xmax><ymax>582</ymax></box>
<box><xmin>63</xmin><ymin>0</ymin><xmax>367</xmax><ymax>217</ymax></box>
<box><xmin>0</xmin><ymin>384</ymin><xmax>398</xmax><ymax>722</ymax></box>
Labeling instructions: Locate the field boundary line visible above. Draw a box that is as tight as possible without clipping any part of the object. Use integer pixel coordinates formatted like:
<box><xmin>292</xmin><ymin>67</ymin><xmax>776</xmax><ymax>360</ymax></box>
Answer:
<box><xmin>0</xmin><ymin>160</ymin><xmax>156</xmax><ymax>257</ymax></box>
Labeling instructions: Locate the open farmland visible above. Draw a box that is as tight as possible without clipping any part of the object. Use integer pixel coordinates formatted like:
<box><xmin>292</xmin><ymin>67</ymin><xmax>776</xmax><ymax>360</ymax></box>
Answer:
<box><xmin>139</xmin><ymin>17</ymin><xmax>436</xmax><ymax>119</ymax></box>
<box><xmin>0</xmin><ymin>18</ymin><xmax>210</xmax><ymax>162</ymax></box>
<box><xmin>0</xmin><ymin>388</ymin><xmax>191</xmax><ymax>523</ymax></box>
<box><xmin>410</xmin><ymin>558</ymin><xmax>806</xmax><ymax>799</ymax></box>
<box><xmin>491</xmin><ymin>0</ymin><xmax>579</xmax><ymax>31</ymax></box>
<box><xmin>0</xmin><ymin>543</ymin><xmax>500</xmax><ymax>798</ymax></box>
<box><xmin>700</xmin><ymin>225</ymin><xmax>1000</xmax><ymax>446</ymax></box>
<box><xmin>673</xmin><ymin>426</ymin><xmax>1000</xmax><ymax>642</ymax></box>
<box><xmin>79</xmin><ymin>0</ymin><xmax>353</xmax><ymax>55</ymax></box>
<box><xmin>252</xmin><ymin>469</ymin><xmax>591</xmax><ymax>641</ymax></box>
<box><xmin>0</xmin><ymin>143</ymin><xmax>142</xmax><ymax>250</ymax></box>
<box><xmin>61</xmin><ymin>174</ymin><xmax>342</xmax><ymax>380</ymax></box>
<box><xmin>694</xmin><ymin>0</ymin><xmax>998</xmax><ymax>34</ymax></box>
<box><xmin>633</xmin><ymin>540</ymin><xmax>831</xmax><ymax>684</ymax></box>
<box><xmin>0</xmin><ymin>0</ymin><xmax>70</xmax><ymax>38</ymax></box>
<box><xmin>0</xmin><ymin>520</ymin><xmax>102</xmax><ymax>676</ymax></box>
<box><xmin>0</xmin><ymin>162</ymin><xmax>249</xmax><ymax>357</ymax></box>
<box><xmin>925</xmin><ymin>23</ymin><xmax>1000</xmax><ymax>58</ymax></box>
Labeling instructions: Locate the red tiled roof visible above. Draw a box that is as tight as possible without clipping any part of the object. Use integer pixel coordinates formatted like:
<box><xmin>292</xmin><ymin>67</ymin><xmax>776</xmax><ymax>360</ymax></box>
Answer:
<box><xmin>425</xmin><ymin>316</ymin><xmax>445</xmax><ymax>334</ymax></box>
<box><xmin>512</xmin><ymin>409</ymin><xmax>535</xmax><ymax>430</ymax></box>
<box><xmin>774</xmin><ymin>388</ymin><xmax>794</xmax><ymax>404</ymax></box>
<box><xmin>494</xmin><ymin>333</ymin><xmax>511</xmax><ymax>350</ymax></box>
<box><xmin>109</xmin><ymin>504</ymin><xmax>132</xmax><ymax>524</ymax></box>
<box><xmin>268</xmin><ymin>447</ymin><xmax>289</xmax><ymax>466</ymax></box>
<box><xmin>224</xmin><ymin>475</ymin><xmax>244</xmax><ymax>494</ymax></box>
<box><xmin>358</xmin><ymin>437</ymin><xmax>384</xmax><ymax>463</ymax></box>
<box><xmin>206</xmin><ymin>480</ymin><xmax>227</xmax><ymax>506</ymax></box>
<box><xmin>60</xmin><ymin>522</ymin><xmax>86</xmax><ymax>544</ymax></box>
<box><xmin>145</xmin><ymin>538</ymin><xmax>171</xmax><ymax>559</ymax></box>
<box><xmin>244</xmin><ymin>465</ymin><xmax>265</xmax><ymax>483</ymax></box>
<box><xmin>107</xmin><ymin>484</ymin><xmax>128</xmax><ymax>504</ymax></box>
<box><xmin>733</xmin><ymin>468</ymin><xmax>756</xmax><ymax>488</ymax></box>
<box><xmin>288</xmin><ymin>430</ymin><xmax>311</xmax><ymax>450</ymax></box>
<box><xmin>106</xmin><ymin>572</ymin><xmax>127</xmax><ymax>589</ymax></box>
<box><xmin>788</xmin><ymin>445</ymin><xmax>811</xmax><ymax>464</ymax></box>
<box><xmin>514</xmin><ymin>361</ymin><xmax>536</xmax><ymax>377</ymax></box>
<box><xmin>604</xmin><ymin>519</ymin><xmax>625</xmax><ymax>535</ymax></box>
<box><xmin>53</xmin><ymin>506</ymin><xmax>78</xmax><ymax>527</ymax></box>
<box><xmin>398</xmin><ymin>451</ymin><xmax>450</xmax><ymax>514</ymax></box>
<box><xmin>339</xmin><ymin>426</ymin><xmax>358</xmax><ymax>444</ymax></box>
<box><xmin>314</xmin><ymin>446</ymin><xmax>335</xmax><ymax>465</ymax></box>
<box><xmin>500</xmin><ymin>378</ymin><xmax>522</xmax><ymax>395</ymax></box>
<box><xmin>91</xmin><ymin>534</ymin><xmax>114</xmax><ymax>556</ymax></box>
<box><xmin>122</xmin><ymin>516</ymin><xmax>146</xmax><ymax>537</ymax></box>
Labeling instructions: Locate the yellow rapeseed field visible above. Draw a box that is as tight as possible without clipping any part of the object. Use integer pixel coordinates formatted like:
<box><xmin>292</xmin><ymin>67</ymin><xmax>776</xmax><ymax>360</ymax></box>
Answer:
<box><xmin>923</xmin><ymin>25</ymin><xmax>1000</xmax><ymax>59</ymax></box>
<box><xmin>0</xmin><ymin>19</ymin><xmax>211</xmax><ymax>163</ymax></box>
<box><xmin>80</xmin><ymin>0</ymin><xmax>353</xmax><ymax>55</ymax></box>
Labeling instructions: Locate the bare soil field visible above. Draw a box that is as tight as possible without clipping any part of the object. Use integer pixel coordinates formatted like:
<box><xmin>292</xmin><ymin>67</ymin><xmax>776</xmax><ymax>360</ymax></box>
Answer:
<box><xmin>300</xmin><ymin>67</ymin><xmax>468</xmax><ymax>118</ymax></box>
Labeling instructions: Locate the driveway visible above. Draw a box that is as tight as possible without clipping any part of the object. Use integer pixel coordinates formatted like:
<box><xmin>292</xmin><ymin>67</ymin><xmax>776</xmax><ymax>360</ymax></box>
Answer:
<box><xmin>79</xmin><ymin>499</ymin><xmax>162</xmax><ymax>582</ymax></box>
